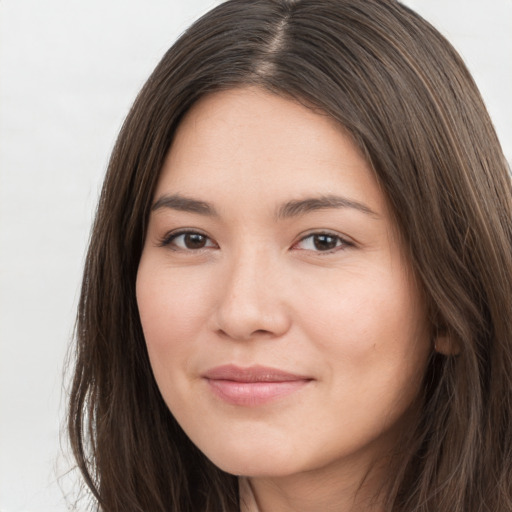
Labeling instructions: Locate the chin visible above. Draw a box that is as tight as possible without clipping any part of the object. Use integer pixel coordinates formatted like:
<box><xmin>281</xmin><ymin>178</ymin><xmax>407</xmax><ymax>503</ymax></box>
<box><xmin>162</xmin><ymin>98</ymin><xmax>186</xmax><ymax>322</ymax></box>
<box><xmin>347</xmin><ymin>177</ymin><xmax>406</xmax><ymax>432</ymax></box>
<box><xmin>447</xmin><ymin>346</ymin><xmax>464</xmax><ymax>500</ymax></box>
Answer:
<box><xmin>201</xmin><ymin>442</ymin><xmax>301</xmax><ymax>478</ymax></box>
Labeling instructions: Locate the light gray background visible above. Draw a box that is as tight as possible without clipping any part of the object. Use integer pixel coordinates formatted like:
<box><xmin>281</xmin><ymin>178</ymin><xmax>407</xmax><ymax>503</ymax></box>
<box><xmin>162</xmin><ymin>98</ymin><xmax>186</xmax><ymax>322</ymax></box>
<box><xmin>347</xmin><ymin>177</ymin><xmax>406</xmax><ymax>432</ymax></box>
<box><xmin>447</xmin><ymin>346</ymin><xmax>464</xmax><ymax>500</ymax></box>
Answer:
<box><xmin>0</xmin><ymin>1</ymin><xmax>510</xmax><ymax>511</ymax></box>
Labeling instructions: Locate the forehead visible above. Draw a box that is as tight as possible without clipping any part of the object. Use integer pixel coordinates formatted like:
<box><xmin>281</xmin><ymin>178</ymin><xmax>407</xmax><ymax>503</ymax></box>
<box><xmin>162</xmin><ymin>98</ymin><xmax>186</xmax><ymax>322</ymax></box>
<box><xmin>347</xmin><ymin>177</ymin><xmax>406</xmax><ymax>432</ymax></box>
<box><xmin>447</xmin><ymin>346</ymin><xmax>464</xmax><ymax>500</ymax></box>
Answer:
<box><xmin>156</xmin><ymin>87</ymin><xmax>387</xmax><ymax>216</ymax></box>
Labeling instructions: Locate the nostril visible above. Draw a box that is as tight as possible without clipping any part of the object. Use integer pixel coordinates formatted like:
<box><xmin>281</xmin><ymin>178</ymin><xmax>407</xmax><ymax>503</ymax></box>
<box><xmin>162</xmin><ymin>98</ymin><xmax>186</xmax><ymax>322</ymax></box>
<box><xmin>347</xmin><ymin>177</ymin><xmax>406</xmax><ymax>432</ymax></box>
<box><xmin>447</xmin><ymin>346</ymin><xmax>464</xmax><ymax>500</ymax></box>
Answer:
<box><xmin>253</xmin><ymin>329</ymin><xmax>272</xmax><ymax>336</ymax></box>
<box><xmin>215</xmin><ymin>327</ymin><xmax>277</xmax><ymax>341</ymax></box>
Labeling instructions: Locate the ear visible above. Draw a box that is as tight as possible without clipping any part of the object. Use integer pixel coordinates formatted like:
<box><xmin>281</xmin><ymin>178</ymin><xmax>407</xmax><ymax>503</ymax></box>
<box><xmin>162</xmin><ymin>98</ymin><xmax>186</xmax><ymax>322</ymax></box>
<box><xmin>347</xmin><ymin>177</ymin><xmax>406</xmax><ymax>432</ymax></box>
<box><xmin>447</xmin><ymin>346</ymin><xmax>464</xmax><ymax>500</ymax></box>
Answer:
<box><xmin>434</xmin><ymin>332</ymin><xmax>460</xmax><ymax>356</ymax></box>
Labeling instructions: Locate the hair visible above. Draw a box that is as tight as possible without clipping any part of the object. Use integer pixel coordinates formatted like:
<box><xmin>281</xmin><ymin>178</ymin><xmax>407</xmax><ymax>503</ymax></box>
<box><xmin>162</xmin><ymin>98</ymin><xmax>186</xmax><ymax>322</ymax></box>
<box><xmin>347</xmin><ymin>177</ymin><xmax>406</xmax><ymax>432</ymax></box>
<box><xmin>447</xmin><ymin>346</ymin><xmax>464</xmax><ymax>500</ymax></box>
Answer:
<box><xmin>67</xmin><ymin>0</ymin><xmax>512</xmax><ymax>510</ymax></box>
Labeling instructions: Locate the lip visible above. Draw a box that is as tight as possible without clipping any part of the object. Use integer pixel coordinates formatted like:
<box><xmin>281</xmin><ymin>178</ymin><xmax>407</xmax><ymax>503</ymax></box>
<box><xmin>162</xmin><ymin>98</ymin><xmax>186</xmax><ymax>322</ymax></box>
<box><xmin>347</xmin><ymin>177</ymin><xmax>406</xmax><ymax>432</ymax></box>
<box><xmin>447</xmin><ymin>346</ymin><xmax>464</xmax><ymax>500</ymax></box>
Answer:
<box><xmin>202</xmin><ymin>364</ymin><xmax>313</xmax><ymax>406</ymax></box>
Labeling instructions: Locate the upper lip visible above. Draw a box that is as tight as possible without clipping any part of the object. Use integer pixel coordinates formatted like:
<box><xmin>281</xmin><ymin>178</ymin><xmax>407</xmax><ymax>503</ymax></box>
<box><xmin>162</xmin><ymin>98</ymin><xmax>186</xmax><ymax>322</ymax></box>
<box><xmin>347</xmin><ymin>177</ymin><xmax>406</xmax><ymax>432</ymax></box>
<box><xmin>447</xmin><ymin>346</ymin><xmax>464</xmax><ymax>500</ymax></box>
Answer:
<box><xmin>202</xmin><ymin>364</ymin><xmax>312</xmax><ymax>382</ymax></box>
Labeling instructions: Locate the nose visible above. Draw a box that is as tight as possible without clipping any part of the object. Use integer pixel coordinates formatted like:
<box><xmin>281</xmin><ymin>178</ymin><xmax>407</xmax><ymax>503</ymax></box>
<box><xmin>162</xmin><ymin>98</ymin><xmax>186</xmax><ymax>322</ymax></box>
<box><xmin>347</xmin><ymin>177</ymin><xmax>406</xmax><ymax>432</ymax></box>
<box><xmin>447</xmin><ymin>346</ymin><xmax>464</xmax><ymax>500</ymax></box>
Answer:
<box><xmin>213</xmin><ymin>249</ymin><xmax>292</xmax><ymax>341</ymax></box>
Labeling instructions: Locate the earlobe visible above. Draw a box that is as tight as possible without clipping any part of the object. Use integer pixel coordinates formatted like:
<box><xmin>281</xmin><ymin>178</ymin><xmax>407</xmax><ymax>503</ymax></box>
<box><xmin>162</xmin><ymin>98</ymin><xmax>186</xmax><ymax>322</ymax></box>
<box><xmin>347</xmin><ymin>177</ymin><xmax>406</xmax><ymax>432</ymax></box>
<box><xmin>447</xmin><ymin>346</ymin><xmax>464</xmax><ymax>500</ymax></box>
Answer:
<box><xmin>434</xmin><ymin>333</ymin><xmax>460</xmax><ymax>356</ymax></box>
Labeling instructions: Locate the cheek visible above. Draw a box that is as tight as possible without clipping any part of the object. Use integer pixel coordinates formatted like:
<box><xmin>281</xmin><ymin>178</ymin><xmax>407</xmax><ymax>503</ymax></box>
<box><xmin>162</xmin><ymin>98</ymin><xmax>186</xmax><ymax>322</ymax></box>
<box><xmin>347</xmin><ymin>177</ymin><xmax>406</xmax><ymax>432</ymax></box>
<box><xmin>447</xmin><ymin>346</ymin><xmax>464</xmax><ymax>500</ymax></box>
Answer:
<box><xmin>135</xmin><ymin>261</ymin><xmax>213</xmax><ymax>365</ymax></box>
<box><xmin>297</xmin><ymin>265</ymin><xmax>430</xmax><ymax>380</ymax></box>
<box><xmin>298</xmin><ymin>272</ymin><xmax>430</xmax><ymax>444</ymax></box>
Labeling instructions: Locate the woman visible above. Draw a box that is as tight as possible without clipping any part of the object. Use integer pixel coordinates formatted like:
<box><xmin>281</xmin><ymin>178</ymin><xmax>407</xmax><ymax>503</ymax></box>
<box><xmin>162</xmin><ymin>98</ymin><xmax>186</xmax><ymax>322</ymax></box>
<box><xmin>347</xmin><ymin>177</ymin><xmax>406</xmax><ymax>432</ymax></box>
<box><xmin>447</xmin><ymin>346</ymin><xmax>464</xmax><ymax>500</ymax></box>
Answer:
<box><xmin>68</xmin><ymin>0</ymin><xmax>512</xmax><ymax>510</ymax></box>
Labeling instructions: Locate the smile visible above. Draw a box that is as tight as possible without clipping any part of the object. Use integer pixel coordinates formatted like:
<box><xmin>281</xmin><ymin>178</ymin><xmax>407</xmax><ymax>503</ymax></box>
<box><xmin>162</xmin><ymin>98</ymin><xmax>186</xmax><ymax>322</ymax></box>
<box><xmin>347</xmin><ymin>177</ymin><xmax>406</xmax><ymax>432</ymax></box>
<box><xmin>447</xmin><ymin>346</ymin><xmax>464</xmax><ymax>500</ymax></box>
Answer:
<box><xmin>202</xmin><ymin>364</ymin><xmax>313</xmax><ymax>406</ymax></box>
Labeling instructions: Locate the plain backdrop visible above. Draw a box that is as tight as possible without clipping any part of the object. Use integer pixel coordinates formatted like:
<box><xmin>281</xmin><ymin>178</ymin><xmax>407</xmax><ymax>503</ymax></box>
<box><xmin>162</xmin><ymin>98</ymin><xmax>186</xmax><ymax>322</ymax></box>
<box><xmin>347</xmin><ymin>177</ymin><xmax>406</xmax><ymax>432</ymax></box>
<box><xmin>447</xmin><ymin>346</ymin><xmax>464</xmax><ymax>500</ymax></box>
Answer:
<box><xmin>0</xmin><ymin>1</ymin><xmax>510</xmax><ymax>511</ymax></box>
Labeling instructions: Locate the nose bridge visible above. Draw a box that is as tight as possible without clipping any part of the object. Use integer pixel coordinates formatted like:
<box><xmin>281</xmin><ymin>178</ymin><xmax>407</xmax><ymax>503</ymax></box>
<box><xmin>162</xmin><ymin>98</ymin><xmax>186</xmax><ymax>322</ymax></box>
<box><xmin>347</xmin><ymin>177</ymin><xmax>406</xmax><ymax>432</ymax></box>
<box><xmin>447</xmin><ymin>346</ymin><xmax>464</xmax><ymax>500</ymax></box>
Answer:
<box><xmin>214</xmin><ymin>243</ymin><xmax>290</xmax><ymax>340</ymax></box>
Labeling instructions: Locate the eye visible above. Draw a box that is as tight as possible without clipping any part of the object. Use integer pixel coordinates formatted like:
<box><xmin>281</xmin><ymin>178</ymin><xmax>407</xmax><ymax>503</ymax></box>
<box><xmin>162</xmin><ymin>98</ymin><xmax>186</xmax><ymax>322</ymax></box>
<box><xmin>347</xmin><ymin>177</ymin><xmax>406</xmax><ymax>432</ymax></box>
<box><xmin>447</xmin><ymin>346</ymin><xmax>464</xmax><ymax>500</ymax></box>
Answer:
<box><xmin>160</xmin><ymin>231</ymin><xmax>217</xmax><ymax>251</ymax></box>
<box><xmin>293</xmin><ymin>232</ymin><xmax>351</xmax><ymax>252</ymax></box>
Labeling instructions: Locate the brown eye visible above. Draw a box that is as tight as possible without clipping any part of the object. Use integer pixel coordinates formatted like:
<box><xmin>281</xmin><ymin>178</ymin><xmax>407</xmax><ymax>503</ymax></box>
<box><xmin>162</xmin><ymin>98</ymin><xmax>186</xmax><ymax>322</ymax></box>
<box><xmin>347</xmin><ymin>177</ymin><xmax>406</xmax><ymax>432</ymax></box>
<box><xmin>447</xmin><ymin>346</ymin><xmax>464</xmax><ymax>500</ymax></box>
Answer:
<box><xmin>183</xmin><ymin>233</ymin><xmax>208</xmax><ymax>249</ymax></box>
<box><xmin>162</xmin><ymin>231</ymin><xmax>216</xmax><ymax>250</ymax></box>
<box><xmin>294</xmin><ymin>232</ymin><xmax>351</xmax><ymax>252</ymax></box>
<box><xmin>312</xmin><ymin>234</ymin><xmax>339</xmax><ymax>251</ymax></box>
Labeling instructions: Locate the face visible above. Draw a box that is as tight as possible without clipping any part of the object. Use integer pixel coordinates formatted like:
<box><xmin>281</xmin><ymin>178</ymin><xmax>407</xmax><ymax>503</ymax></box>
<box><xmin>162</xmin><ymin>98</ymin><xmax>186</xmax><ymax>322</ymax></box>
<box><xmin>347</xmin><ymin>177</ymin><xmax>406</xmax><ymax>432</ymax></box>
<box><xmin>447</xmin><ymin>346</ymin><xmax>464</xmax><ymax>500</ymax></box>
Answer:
<box><xmin>136</xmin><ymin>87</ymin><xmax>431</xmax><ymax>480</ymax></box>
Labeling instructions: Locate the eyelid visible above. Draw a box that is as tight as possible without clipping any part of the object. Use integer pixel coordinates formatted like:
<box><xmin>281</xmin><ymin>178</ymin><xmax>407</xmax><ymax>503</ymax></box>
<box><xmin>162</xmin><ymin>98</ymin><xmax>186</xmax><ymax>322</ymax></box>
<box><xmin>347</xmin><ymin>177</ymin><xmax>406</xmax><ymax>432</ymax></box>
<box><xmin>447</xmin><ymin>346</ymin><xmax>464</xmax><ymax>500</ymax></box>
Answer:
<box><xmin>157</xmin><ymin>228</ymin><xmax>354</xmax><ymax>253</ymax></box>
<box><xmin>292</xmin><ymin>230</ymin><xmax>355</xmax><ymax>253</ymax></box>
<box><xmin>158</xmin><ymin>229</ymin><xmax>218</xmax><ymax>250</ymax></box>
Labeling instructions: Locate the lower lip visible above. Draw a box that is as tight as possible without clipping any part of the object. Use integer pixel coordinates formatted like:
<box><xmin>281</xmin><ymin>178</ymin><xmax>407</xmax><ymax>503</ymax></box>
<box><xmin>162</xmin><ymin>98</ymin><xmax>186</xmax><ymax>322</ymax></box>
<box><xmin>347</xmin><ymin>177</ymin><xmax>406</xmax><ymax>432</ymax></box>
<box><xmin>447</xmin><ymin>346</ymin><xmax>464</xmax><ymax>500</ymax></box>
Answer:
<box><xmin>205</xmin><ymin>379</ymin><xmax>310</xmax><ymax>406</ymax></box>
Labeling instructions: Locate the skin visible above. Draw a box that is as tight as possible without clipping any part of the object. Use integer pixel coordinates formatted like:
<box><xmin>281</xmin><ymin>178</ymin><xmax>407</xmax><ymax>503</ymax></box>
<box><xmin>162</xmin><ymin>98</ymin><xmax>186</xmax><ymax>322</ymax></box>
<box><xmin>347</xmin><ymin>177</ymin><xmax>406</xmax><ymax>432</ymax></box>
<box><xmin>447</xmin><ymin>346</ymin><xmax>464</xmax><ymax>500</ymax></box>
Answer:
<box><xmin>136</xmin><ymin>87</ymin><xmax>432</xmax><ymax>511</ymax></box>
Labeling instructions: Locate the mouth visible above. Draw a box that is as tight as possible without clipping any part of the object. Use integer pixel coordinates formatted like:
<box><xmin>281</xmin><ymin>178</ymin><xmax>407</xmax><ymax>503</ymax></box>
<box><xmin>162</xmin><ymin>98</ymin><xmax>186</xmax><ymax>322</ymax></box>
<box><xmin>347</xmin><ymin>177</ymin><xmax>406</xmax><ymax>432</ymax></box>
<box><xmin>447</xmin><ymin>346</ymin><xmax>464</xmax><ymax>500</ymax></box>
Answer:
<box><xmin>202</xmin><ymin>364</ymin><xmax>313</xmax><ymax>406</ymax></box>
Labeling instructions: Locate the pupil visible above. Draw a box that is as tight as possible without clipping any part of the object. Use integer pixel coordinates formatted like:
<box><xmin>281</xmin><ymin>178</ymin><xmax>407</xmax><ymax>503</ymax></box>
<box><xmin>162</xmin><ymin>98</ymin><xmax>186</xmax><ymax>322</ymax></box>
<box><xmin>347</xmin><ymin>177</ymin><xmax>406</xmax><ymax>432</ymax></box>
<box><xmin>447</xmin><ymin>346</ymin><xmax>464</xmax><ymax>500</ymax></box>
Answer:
<box><xmin>314</xmin><ymin>234</ymin><xmax>337</xmax><ymax>251</ymax></box>
<box><xmin>185</xmin><ymin>233</ymin><xmax>206</xmax><ymax>249</ymax></box>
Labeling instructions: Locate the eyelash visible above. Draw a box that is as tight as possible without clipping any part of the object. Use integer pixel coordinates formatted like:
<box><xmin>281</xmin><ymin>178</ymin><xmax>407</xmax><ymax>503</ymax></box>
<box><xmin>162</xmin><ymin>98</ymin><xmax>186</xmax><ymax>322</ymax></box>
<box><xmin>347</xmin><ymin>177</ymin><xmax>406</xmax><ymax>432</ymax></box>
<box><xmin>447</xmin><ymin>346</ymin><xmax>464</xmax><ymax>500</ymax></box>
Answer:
<box><xmin>158</xmin><ymin>230</ymin><xmax>217</xmax><ymax>251</ymax></box>
<box><xmin>158</xmin><ymin>230</ymin><xmax>353</xmax><ymax>254</ymax></box>
<box><xmin>293</xmin><ymin>231</ymin><xmax>353</xmax><ymax>253</ymax></box>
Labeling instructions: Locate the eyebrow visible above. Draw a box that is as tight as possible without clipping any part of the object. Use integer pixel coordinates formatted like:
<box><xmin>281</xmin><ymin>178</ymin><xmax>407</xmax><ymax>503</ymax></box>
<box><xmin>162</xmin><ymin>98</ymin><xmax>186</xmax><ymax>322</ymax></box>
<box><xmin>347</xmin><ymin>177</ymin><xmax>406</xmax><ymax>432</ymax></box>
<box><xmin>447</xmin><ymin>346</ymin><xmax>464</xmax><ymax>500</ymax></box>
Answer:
<box><xmin>275</xmin><ymin>195</ymin><xmax>379</xmax><ymax>219</ymax></box>
<box><xmin>152</xmin><ymin>194</ymin><xmax>219</xmax><ymax>216</ymax></box>
<box><xmin>151</xmin><ymin>193</ymin><xmax>378</xmax><ymax>219</ymax></box>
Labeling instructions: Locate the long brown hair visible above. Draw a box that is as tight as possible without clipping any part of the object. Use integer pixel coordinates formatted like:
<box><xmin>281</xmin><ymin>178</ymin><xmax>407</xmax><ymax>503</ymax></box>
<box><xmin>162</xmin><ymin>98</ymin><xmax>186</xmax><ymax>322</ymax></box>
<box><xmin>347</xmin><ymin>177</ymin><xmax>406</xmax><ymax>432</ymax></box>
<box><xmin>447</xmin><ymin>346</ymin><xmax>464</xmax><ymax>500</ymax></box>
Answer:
<box><xmin>67</xmin><ymin>0</ymin><xmax>512</xmax><ymax>510</ymax></box>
